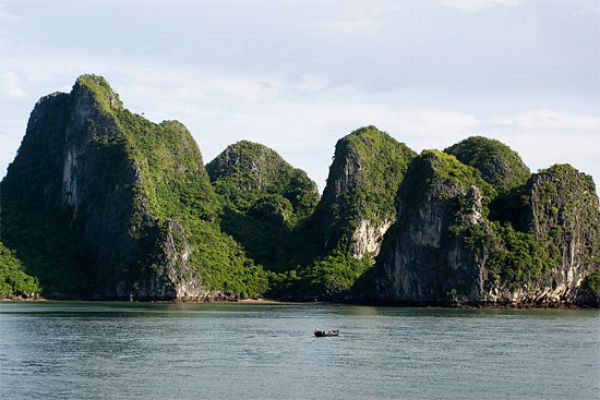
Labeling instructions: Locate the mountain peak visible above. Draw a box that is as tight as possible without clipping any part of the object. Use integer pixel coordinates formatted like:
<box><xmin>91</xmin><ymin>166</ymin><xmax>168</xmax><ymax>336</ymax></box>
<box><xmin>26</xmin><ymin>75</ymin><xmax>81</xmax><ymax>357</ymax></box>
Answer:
<box><xmin>74</xmin><ymin>74</ymin><xmax>123</xmax><ymax>112</ymax></box>
<box><xmin>444</xmin><ymin>136</ymin><xmax>530</xmax><ymax>193</ymax></box>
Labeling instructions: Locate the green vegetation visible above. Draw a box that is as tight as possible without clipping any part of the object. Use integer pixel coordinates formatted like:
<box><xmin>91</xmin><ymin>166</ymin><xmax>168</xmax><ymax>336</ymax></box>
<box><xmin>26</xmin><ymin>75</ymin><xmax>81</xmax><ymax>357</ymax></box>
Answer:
<box><xmin>422</xmin><ymin>149</ymin><xmax>495</xmax><ymax>193</ymax></box>
<box><xmin>0</xmin><ymin>242</ymin><xmax>40</xmax><ymax>296</ymax></box>
<box><xmin>206</xmin><ymin>141</ymin><xmax>319</xmax><ymax>273</ymax></box>
<box><xmin>75</xmin><ymin>74</ymin><xmax>123</xmax><ymax>113</ymax></box>
<box><xmin>466</xmin><ymin>222</ymin><xmax>547</xmax><ymax>287</ymax></box>
<box><xmin>444</xmin><ymin>136</ymin><xmax>530</xmax><ymax>193</ymax></box>
<box><xmin>107</xmin><ymin>90</ymin><xmax>270</xmax><ymax>297</ymax></box>
<box><xmin>294</xmin><ymin>126</ymin><xmax>417</xmax><ymax>297</ymax></box>
<box><xmin>580</xmin><ymin>271</ymin><xmax>600</xmax><ymax>295</ymax></box>
<box><xmin>304</xmin><ymin>251</ymin><xmax>372</xmax><ymax>298</ymax></box>
<box><xmin>1</xmin><ymin>75</ymin><xmax>597</xmax><ymax>305</ymax></box>
<box><xmin>207</xmin><ymin>140</ymin><xmax>318</xmax><ymax>224</ymax></box>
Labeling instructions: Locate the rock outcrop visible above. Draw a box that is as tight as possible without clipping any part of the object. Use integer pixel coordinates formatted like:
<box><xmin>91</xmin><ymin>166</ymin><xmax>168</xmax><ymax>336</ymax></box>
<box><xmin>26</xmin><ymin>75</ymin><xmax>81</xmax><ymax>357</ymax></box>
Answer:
<box><xmin>207</xmin><ymin>140</ymin><xmax>319</xmax><ymax>224</ymax></box>
<box><xmin>308</xmin><ymin>126</ymin><xmax>416</xmax><ymax>261</ymax></box>
<box><xmin>294</xmin><ymin>126</ymin><xmax>416</xmax><ymax>298</ymax></box>
<box><xmin>374</xmin><ymin>150</ymin><xmax>493</xmax><ymax>303</ymax></box>
<box><xmin>481</xmin><ymin>164</ymin><xmax>600</xmax><ymax>305</ymax></box>
<box><xmin>373</xmin><ymin>149</ymin><xmax>600</xmax><ymax>307</ymax></box>
<box><xmin>2</xmin><ymin>75</ymin><xmax>598</xmax><ymax>306</ymax></box>
<box><xmin>0</xmin><ymin>75</ymin><xmax>266</xmax><ymax>300</ymax></box>
<box><xmin>445</xmin><ymin>136</ymin><xmax>531</xmax><ymax>193</ymax></box>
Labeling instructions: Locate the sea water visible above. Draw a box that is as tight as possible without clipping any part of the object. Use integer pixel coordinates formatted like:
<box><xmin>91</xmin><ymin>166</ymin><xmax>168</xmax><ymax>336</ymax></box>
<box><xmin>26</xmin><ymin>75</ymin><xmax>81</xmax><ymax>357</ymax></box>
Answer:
<box><xmin>0</xmin><ymin>302</ymin><xmax>598</xmax><ymax>400</ymax></box>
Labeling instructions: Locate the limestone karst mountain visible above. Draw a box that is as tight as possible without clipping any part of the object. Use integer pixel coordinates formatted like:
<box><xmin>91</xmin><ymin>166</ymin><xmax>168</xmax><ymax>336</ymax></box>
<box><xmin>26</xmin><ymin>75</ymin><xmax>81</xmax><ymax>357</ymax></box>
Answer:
<box><xmin>206</xmin><ymin>140</ymin><xmax>319</xmax><ymax>271</ymax></box>
<box><xmin>291</xmin><ymin>126</ymin><xmax>417</xmax><ymax>299</ymax></box>
<box><xmin>1</xmin><ymin>75</ymin><xmax>598</xmax><ymax>306</ymax></box>
<box><xmin>372</xmin><ymin>150</ymin><xmax>600</xmax><ymax>306</ymax></box>
<box><xmin>0</xmin><ymin>75</ymin><xmax>267</xmax><ymax>300</ymax></box>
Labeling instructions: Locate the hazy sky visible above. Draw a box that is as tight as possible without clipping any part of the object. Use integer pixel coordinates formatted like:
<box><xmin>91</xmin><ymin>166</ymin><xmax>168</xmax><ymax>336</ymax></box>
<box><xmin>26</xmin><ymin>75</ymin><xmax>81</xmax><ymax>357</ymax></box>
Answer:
<box><xmin>1</xmin><ymin>0</ymin><xmax>599</xmax><ymax>192</ymax></box>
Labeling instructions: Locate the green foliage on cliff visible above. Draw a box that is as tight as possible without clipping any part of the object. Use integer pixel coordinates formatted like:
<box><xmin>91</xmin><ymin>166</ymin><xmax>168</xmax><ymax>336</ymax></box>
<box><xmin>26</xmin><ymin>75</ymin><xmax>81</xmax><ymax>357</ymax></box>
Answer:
<box><xmin>2</xmin><ymin>75</ymin><xmax>598</xmax><ymax>305</ymax></box>
<box><xmin>444</xmin><ymin>136</ymin><xmax>530</xmax><ymax>193</ymax></box>
<box><xmin>423</xmin><ymin>149</ymin><xmax>495</xmax><ymax>192</ymax></box>
<box><xmin>396</xmin><ymin>150</ymin><xmax>496</xmax><ymax>226</ymax></box>
<box><xmin>207</xmin><ymin>140</ymin><xmax>319</xmax><ymax>223</ymax></box>
<box><xmin>295</xmin><ymin>126</ymin><xmax>417</xmax><ymax>298</ymax></box>
<box><xmin>117</xmin><ymin>112</ymin><xmax>220</xmax><ymax>221</ymax></box>
<box><xmin>580</xmin><ymin>271</ymin><xmax>600</xmax><ymax>294</ymax></box>
<box><xmin>0</xmin><ymin>243</ymin><xmax>40</xmax><ymax>295</ymax></box>
<box><xmin>303</xmin><ymin>251</ymin><xmax>372</xmax><ymax>298</ymax></box>
<box><xmin>76</xmin><ymin>74</ymin><xmax>123</xmax><ymax>113</ymax></box>
<box><xmin>467</xmin><ymin>222</ymin><xmax>546</xmax><ymax>286</ymax></box>
<box><xmin>107</xmin><ymin>91</ymin><xmax>269</xmax><ymax>296</ymax></box>
<box><xmin>206</xmin><ymin>141</ymin><xmax>319</xmax><ymax>272</ymax></box>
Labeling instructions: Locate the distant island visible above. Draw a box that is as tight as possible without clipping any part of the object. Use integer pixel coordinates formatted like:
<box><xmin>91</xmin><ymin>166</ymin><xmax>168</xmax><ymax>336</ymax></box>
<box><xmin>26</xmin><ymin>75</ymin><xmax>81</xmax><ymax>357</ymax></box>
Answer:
<box><xmin>1</xmin><ymin>75</ymin><xmax>598</xmax><ymax>307</ymax></box>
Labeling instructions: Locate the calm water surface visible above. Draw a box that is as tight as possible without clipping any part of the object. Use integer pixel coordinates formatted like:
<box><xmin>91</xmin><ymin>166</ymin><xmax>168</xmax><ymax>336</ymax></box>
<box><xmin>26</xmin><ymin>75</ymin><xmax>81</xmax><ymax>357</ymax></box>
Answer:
<box><xmin>0</xmin><ymin>302</ymin><xmax>598</xmax><ymax>400</ymax></box>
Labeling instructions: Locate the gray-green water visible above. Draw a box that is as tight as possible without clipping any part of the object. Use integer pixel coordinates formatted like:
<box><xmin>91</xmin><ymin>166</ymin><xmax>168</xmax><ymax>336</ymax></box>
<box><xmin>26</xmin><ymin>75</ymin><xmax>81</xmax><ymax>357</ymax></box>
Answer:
<box><xmin>0</xmin><ymin>302</ymin><xmax>598</xmax><ymax>400</ymax></box>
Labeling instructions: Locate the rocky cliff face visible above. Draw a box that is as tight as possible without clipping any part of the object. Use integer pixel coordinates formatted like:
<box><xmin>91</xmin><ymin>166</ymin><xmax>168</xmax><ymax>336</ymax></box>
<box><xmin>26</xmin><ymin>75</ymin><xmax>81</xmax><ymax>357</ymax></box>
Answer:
<box><xmin>480</xmin><ymin>164</ymin><xmax>600</xmax><ymax>305</ymax></box>
<box><xmin>309</xmin><ymin>126</ymin><xmax>416</xmax><ymax>261</ymax></box>
<box><xmin>374</xmin><ymin>151</ymin><xmax>492</xmax><ymax>302</ymax></box>
<box><xmin>291</xmin><ymin>126</ymin><xmax>416</xmax><ymax>299</ymax></box>
<box><xmin>0</xmin><ymin>75</ymin><xmax>266</xmax><ymax>300</ymax></box>
<box><xmin>373</xmin><ymin>148</ymin><xmax>600</xmax><ymax>306</ymax></box>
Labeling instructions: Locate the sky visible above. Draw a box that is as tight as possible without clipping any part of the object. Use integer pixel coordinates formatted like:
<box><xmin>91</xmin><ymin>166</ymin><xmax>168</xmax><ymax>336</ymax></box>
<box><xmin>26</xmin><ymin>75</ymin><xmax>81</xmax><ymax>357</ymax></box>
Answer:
<box><xmin>1</xmin><ymin>0</ymin><xmax>599</xmax><ymax>193</ymax></box>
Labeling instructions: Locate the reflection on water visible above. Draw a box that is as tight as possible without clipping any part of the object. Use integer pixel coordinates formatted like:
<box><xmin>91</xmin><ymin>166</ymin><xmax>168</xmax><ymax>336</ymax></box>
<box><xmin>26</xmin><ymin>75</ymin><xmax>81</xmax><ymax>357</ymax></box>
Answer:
<box><xmin>1</xmin><ymin>302</ymin><xmax>598</xmax><ymax>400</ymax></box>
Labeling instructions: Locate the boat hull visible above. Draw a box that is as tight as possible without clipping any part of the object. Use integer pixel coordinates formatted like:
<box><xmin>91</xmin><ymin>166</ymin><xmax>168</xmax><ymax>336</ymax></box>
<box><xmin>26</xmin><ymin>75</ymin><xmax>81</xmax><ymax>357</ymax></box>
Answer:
<box><xmin>314</xmin><ymin>329</ymin><xmax>339</xmax><ymax>337</ymax></box>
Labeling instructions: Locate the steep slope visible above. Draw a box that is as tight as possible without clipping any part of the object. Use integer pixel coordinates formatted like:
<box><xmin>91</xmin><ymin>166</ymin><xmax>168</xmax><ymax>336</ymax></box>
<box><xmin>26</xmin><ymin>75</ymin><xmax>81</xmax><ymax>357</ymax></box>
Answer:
<box><xmin>296</xmin><ymin>126</ymin><xmax>417</xmax><ymax>298</ymax></box>
<box><xmin>373</xmin><ymin>148</ymin><xmax>600</xmax><ymax>306</ymax></box>
<box><xmin>2</xmin><ymin>75</ymin><xmax>597</xmax><ymax>306</ymax></box>
<box><xmin>206</xmin><ymin>140</ymin><xmax>319</xmax><ymax>270</ymax></box>
<box><xmin>486</xmin><ymin>164</ymin><xmax>600</xmax><ymax>304</ymax></box>
<box><xmin>0</xmin><ymin>75</ymin><xmax>267</xmax><ymax>300</ymax></box>
<box><xmin>373</xmin><ymin>150</ymin><xmax>495</xmax><ymax>303</ymax></box>
<box><xmin>444</xmin><ymin>135</ymin><xmax>533</xmax><ymax>229</ymax></box>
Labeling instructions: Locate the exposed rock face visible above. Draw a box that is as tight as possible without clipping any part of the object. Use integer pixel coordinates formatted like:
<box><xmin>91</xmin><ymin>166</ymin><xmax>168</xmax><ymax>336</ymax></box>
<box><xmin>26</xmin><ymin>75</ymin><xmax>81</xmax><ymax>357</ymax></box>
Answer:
<box><xmin>481</xmin><ymin>164</ymin><xmax>600</xmax><ymax>305</ymax></box>
<box><xmin>374</xmin><ymin>151</ymin><xmax>490</xmax><ymax>302</ymax></box>
<box><xmin>309</xmin><ymin>126</ymin><xmax>416</xmax><ymax>261</ymax></box>
<box><xmin>1</xmin><ymin>75</ymin><xmax>208</xmax><ymax>300</ymax></box>
<box><xmin>374</xmin><ymin>150</ymin><xmax>600</xmax><ymax>306</ymax></box>
<box><xmin>351</xmin><ymin>219</ymin><xmax>394</xmax><ymax>261</ymax></box>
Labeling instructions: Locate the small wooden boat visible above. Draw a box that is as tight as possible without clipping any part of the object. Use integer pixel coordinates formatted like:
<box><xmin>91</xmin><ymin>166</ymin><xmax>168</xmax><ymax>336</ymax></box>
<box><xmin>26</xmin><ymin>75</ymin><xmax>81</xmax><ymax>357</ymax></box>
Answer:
<box><xmin>314</xmin><ymin>328</ymin><xmax>339</xmax><ymax>337</ymax></box>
